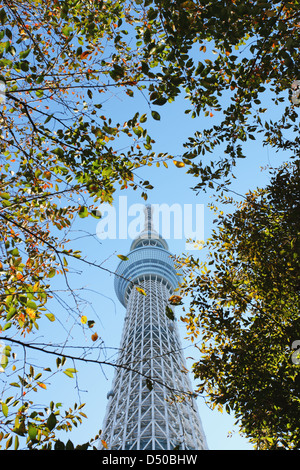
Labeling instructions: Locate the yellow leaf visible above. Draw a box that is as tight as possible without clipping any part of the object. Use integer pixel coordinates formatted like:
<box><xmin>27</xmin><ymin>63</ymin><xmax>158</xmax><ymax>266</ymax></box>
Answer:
<box><xmin>173</xmin><ymin>160</ymin><xmax>185</xmax><ymax>168</ymax></box>
<box><xmin>81</xmin><ymin>315</ymin><xmax>87</xmax><ymax>324</ymax></box>
<box><xmin>26</xmin><ymin>308</ymin><xmax>36</xmax><ymax>319</ymax></box>
<box><xmin>136</xmin><ymin>286</ymin><xmax>147</xmax><ymax>296</ymax></box>
<box><xmin>33</xmin><ymin>282</ymin><xmax>40</xmax><ymax>292</ymax></box>
<box><xmin>45</xmin><ymin>313</ymin><xmax>55</xmax><ymax>322</ymax></box>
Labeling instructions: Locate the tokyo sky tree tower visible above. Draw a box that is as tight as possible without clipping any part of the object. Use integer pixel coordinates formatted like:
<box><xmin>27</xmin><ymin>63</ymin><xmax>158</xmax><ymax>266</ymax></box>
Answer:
<box><xmin>100</xmin><ymin>205</ymin><xmax>207</xmax><ymax>451</ymax></box>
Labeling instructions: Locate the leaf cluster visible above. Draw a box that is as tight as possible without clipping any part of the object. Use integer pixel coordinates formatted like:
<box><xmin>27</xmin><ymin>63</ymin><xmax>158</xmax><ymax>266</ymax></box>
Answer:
<box><xmin>178</xmin><ymin>161</ymin><xmax>300</xmax><ymax>449</ymax></box>
<box><xmin>134</xmin><ymin>0</ymin><xmax>300</xmax><ymax>191</ymax></box>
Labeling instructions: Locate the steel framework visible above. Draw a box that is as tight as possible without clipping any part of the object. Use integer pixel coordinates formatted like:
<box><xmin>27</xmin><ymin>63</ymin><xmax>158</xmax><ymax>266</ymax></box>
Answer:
<box><xmin>100</xmin><ymin>206</ymin><xmax>207</xmax><ymax>450</ymax></box>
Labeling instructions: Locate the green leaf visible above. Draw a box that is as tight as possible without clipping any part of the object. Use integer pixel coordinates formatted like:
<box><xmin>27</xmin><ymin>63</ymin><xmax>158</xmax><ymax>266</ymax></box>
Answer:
<box><xmin>6</xmin><ymin>435</ymin><xmax>12</xmax><ymax>449</ymax></box>
<box><xmin>63</xmin><ymin>368</ymin><xmax>77</xmax><ymax>378</ymax></box>
<box><xmin>35</xmin><ymin>89</ymin><xmax>44</xmax><ymax>98</ymax></box>
<box><xmin>14</xmin><ymin>435</ymin><xmax>19</xmax><ymax>450</ymax></box>
<box><xmin>1</xmin><ymin>355</ymin><xmax>8</xmax><ymax>370</ymax></box>
<box><xmin>2</xmin><ymin>345</ymin><xmax>11</xmax><ymax>357</ymax></box>
<box><xmin>28</xmin><ymin>423</ymin><xmax>38</xmax><ymax>440</ymax></box>
<box><xmin>48</xmin><ymin>268</ymin><xmax>56</xmax><ymax>278</ymax></box>
<box><xmin>66</xmin><ymin>439</ymin><xmax>75</xmax><ymax>450</ymax></box>
<box><xmin>3</xmin><ymin>322</ymin><xmax>12</xmax><ymax>331</ymax></box>
<box><xmin>165</xmin><ymin>306</ymin><xmax>175</xmax><ymax>321</ymax></box>
<box><xmin>62</xmin><ymin>25</ymin><xmax>73</xmax><ymax>37</ymax></box>
<box><xmin>5</xmin><ymin>28</ymin><xmax>11</xmax><ymax>39</ymax></box>
<box><xmin>6</xmin><ymin>307</ymin><xmax>16</xmax><ymax>321</ymax></box>
<box><xmin>20</xmin><ymin>61</ymin><xmax>29</xmax><ymax>72</ymax></box>
<box><xmin>153</xmin><ymin>97</ymin><xmax>167</xmax><ymax>106</ymax></box>
<box><xmin>1</xmin><ymin>402</ymin><xmax>8</xmax><ymax>417</ymax></box>
<box><xmin>27</xmin><ymin>300</ymin><xmax>37</xmax><ymax>310</ymax></box>
<box><xmin>78</xmin><ymin>206</ymin><xmax>88</xmax><ymax>218</ymax></box>
<box><xmin>54</xmin><ymin>440</ymin><xmax>65</xmax><ymax>450</ymax></box>
<box><xmin>46</xmin><ymin>412</ymin><xmax>57</xmax><ymax>431</ymax></box>
<box><xmin>76</xmin><ymin>442</ymin><xmax>90</xmax><ymax>450</ymax></box>
<box><xmin>19</xmin><ymin>49</ymin><xmax>31</xmax><ymax>59</ymax></box>
<box><xmin>44</xmin><ymin>114</ymin><xmax>53</xmax><ymax>124</ymax></box>
<box><xmin>151</xmin><ymin>110</ymin><xmax>161</xmax><ymax>121</ymax></box>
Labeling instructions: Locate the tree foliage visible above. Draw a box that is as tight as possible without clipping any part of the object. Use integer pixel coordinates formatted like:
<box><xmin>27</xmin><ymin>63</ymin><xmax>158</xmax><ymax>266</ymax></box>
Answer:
<box><xmin>178</xmin><ymin>161</ymin><xmax>300</xmax><ymax>449</ymax></box>
<box><xmin>133</xmin><ymin>0</ymin><xmax>300</xmax><ymax>190</ymax></box>
<box><xmin>0</xmin><ymin>0</ymin><xmax>170</xmax><ymax>450</ymax></box>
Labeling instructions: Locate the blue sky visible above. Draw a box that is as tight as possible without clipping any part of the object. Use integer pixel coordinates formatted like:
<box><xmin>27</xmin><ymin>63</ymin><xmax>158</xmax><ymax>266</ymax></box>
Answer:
<box><xmin>27</xmin><ymin>81</ymin><xmax>292</xmax><ymax>451</ymax></box>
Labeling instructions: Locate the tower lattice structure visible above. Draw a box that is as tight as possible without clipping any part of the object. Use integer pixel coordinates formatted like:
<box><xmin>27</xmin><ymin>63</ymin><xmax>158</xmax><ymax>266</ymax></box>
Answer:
<box><xmin>100</xmin><ymin>205</ymin><xmax>207</xmax><ymax>450</ymax></box>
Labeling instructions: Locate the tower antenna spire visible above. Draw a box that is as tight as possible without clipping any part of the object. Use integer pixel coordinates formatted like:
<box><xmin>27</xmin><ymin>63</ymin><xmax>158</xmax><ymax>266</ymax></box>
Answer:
<box><xmin>143</xmin><ymin>204</ymin><xmax>153</xmax><ymax>232</ymax></box>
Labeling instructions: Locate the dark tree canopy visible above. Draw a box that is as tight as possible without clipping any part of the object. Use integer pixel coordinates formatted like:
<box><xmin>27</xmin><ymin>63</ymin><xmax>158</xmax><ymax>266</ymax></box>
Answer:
<box><xmin>179</xmin><ymin>161</ymin><xmax>300</xmax><ymax>449</ymax></box>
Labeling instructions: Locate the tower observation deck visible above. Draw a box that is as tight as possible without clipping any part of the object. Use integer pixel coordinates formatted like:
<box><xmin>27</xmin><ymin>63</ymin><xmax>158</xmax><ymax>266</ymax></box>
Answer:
<box><xmin>100</xmin><ymin>205</ymin><xmax>207</xmax><ymax>450</ymax></box>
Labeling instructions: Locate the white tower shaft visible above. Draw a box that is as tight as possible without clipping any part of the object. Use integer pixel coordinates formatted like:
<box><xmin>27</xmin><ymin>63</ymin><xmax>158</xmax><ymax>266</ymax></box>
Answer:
<box><xmin>100</xmin><ymin>205</ymin><xmax>207</xmax><ymax>450</ymax></box>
